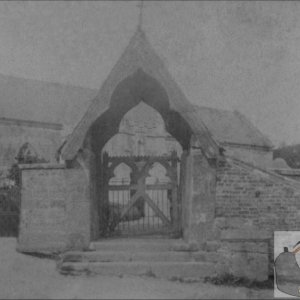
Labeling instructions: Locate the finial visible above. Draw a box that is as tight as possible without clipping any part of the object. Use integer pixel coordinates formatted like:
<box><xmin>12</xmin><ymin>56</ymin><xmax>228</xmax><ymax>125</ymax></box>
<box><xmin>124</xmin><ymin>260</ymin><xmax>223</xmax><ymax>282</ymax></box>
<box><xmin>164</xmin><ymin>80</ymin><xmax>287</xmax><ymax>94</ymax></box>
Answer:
<box><xmin>137</xmin><ymin>0</ymin><xmax>144</xmax><ymax>30</ymax></box>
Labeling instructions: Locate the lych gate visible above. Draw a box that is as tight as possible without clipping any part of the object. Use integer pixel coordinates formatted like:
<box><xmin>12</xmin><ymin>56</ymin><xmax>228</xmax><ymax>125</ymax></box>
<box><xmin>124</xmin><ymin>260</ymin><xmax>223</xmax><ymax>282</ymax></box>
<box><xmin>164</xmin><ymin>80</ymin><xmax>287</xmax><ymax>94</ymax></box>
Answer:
<box><xmin>85</xmin><ymin>67</ymin><xmax>201</xmax><ymax>240</ymax></box>
<box><xmin>100</xmin><ymin>151</ymin><xmax>180</xmax><ymax>237</ymax></box>
<box><xmin>17</xmin><ymin>28</ymin><xmax>220</xmax><ymax>254</ymax></box>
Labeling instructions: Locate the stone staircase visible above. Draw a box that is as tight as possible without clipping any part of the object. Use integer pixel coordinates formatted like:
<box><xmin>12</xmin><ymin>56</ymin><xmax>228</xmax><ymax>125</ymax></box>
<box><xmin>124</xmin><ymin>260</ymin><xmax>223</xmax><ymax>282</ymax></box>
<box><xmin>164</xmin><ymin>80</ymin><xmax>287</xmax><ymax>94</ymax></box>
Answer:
<box><xmin>57</xmin><ymin>237</ymin><xmax>218</xmax><ymax>280</ymax></box>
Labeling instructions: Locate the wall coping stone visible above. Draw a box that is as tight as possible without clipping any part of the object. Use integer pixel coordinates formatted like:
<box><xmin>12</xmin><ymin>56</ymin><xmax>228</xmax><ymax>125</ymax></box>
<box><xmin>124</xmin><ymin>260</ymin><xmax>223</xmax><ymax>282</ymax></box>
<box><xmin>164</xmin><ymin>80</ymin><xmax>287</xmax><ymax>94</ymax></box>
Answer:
<box><xmin>0</xmin><ymin>117</ymin><xmax>63</xmax><ymax>130</ymax></box>
<box><xmin>224</xmin><ymin>157</ymin><xmax>300</xmax><ymax>191</ymax></box>
<box><xmin>18</xmin><ymin>163</ymin><xmax>66</xmax><ymax>170</ymax></box>
<box><xmin>271</xmin><ymin>168</ymin><xmax>300</xmax><ymax>176</ymax></box>
<box><xmin>221</xmin><ymin>229</ymin><xmax>270</xmax><ymax>241</ymax></box>
<box><xmin>221</xmin><ymin>141</ymin><xmax>272</xmax><ymax>151</ymax></box>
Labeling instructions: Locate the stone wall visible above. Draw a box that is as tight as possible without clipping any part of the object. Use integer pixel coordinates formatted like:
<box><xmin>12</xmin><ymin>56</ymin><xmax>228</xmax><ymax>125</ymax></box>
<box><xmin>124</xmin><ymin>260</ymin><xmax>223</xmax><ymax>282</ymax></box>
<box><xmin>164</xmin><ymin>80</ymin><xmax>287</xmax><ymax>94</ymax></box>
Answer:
<box><xmin>216</xmin><ymin>229</ymin><xmax>270</xmax><ymax>281</ymax></box>
<box><xmin>215</xmin><ymin>158</ymin><xmax>300</xmax><ymax>277</ymax></box>
<box><xmin>183</xmin><ymin>148</ymin><xmax>216</xmax><ymax>248</ymax></box>
<box><xmin>17</xmin><ymin>163</ymin><xmax>90</xmax><ymax>253</ymax></box>
<box><xmin>272</xmin><ymin>168</ymin><xmax>300</xmax><ymax>181</ymax></box>
<box><xmin>216</xmin><ymin>159</ymin><xmax>300</xmax><ymax>232</ymax></box>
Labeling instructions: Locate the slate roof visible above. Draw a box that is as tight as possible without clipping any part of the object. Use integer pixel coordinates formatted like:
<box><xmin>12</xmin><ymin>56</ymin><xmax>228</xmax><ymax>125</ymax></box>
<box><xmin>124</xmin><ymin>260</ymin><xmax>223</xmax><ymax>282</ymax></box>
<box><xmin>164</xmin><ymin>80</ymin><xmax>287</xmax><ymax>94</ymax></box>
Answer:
<box><xmin>193</xmin><ymin>106</ymin><xmax>273</xmax><ymax>149</ymax></box>
<box><xmin>0</xmin><ymin>73</ymin><xmax>98</xmax><ymax>129</ymax></box>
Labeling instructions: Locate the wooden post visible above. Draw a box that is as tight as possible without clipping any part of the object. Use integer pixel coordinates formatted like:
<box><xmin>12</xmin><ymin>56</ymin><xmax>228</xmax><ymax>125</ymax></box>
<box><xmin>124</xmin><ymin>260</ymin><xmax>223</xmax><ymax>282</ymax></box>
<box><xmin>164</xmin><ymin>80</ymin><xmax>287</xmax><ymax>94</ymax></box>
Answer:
<box><xmin>99</xmin><ymin>151</ymin><xmax>109</xmax><ymax>236</ymax></box>
<box><xmin>170</xmin><ymin>151</ymin><xmax>179</xmax><ymax>234</ymax></box>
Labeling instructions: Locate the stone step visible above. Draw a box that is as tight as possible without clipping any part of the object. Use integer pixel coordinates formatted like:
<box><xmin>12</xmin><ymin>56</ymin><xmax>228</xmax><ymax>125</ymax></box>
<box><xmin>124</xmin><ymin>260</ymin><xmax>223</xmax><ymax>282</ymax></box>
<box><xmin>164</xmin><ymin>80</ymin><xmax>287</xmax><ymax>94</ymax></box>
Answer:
<box><xmin>61</xmin><ymin>250</ymin><xmax>219</xmax><ymax>263</ymax></box>
<box><xmin>59</xmin><ymin>261</ymin><xmax>216</xmax><ymax>279</ymax></box>
<box><xmin>89</xmin><ymin>238</ymin><xmax>189</xmax><ymax>252</ymax></box>
<box><xmin>61</xmin><ymin>250</ymin><xmax>196</xmax><ymax>263</ymax></box>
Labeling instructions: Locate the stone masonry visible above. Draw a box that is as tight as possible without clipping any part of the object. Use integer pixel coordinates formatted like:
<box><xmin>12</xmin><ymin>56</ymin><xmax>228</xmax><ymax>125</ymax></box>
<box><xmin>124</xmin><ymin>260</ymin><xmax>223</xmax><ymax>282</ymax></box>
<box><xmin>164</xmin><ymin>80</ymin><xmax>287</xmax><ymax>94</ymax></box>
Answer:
<box><xmin>213</xmin><ymin>157</ymin><xmax>300</xmax><ymax>279</ymax></box>
<box><xmin>17</xmin><ymin>164</ymin><xmax>90</xmax><ymax>253</ymax></box>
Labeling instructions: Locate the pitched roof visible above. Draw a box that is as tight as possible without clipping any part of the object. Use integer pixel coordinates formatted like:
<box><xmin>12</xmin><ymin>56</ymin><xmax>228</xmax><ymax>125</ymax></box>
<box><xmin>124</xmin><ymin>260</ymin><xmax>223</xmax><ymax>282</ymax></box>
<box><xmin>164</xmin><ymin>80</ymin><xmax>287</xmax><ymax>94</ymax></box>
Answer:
<box><xmin>60</xmin><ymin>29</ymin><xmax>220</xmax><ymax>161</ymax></box>
<box><xmin>0</xmin><ymin>73</ymin><xmax>98</xmax><ymax>129</ymax></box>
<box><xmin>193</xmin><ymin>106</ymin><xmax>273</xmax><ymax>149</ymax></box>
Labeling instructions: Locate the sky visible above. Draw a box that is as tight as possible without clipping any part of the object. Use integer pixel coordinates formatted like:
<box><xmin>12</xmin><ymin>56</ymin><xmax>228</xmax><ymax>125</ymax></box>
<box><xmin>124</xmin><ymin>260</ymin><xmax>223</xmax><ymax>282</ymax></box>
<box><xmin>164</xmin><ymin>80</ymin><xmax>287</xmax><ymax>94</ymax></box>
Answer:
<box><xmin>0</xmin><ymin>1</ymin><xmax>300</xmax><ymax>146</ymax></box>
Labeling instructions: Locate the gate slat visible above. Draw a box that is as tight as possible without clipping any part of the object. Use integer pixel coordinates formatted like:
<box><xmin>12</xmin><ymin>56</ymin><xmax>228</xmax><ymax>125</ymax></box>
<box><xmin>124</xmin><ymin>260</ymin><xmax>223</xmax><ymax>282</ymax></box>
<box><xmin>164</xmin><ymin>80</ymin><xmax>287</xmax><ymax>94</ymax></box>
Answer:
<box><xmin>119</xmin><ymin>191</ymin><xmax>142</xmax><ymax>222</ymax></box>
<box><xmin>143</xmin><ymin>193</ymin><xmax>170</xmax><ymax>226</ymax></box>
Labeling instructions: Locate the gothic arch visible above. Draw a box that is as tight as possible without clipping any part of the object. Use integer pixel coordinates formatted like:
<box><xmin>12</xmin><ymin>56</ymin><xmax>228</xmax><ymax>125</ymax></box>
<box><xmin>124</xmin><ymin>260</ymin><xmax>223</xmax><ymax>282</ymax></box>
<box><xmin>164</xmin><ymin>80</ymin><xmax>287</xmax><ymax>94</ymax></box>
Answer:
<box><xmin>89</xmin><ymin>69</ymin><xmax>192</xmax><ymax>154</ymax></box>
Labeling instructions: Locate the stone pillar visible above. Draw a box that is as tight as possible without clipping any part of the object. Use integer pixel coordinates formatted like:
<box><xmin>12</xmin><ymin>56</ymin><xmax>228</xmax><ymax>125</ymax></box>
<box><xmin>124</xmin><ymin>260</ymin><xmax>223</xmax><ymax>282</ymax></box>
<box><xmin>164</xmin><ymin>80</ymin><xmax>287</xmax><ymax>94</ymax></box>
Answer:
<box><xmin>182</xmin><ymin>150</ymin><xmax>192</xmax><ymax>242</ymax></box>
<box><xmin>216</xmin><ymin>229</ymin><xmax>269</xmax><ymax>281</ymax></box>
<box><xmin>77</xmin><ymin>144</ymin><xmax>99</xmax><ymax>242</ymax></box>
<box><xmin>183</xmin><ymin>146</ymin><xmax>217</xmax><ymax>248</ymax></box>
<box><xmin>89</xmin><ymin>151</ymin><xmax>99</xmax><ymax>241</ymax></box>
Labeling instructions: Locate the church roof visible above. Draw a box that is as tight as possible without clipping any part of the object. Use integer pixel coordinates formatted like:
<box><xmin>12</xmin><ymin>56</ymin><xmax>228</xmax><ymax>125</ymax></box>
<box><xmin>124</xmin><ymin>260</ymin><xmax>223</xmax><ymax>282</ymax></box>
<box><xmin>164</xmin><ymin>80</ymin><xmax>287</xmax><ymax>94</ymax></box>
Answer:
<box><xmin>193</xmin><ymin>106</ymin><xmax>273</xmax><ymax>149</ymax></box>
<box><xmin>0</xmin><ymin>73</ymin><xmax>98</xmax><ymax>129</ymax></box>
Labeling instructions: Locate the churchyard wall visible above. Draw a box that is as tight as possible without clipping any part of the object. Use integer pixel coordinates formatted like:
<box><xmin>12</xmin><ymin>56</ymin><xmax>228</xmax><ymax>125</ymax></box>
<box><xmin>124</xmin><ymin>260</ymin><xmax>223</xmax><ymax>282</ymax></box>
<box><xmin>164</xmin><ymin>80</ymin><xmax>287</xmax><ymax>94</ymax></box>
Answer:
<box><xmin>213</xmin><ymin>158</ymin><xmax>300</xmax><ymax>279</ymax></box>
<box><xmin>17</xmin><ymin>163</ymin><xmax>90</xmax><ymax>253</ymax></box>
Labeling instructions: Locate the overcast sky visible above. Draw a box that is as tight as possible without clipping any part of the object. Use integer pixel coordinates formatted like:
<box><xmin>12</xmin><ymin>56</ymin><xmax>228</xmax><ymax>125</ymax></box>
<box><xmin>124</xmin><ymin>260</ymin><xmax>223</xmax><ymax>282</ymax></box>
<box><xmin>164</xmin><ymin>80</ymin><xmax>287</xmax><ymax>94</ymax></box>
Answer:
<box><xmin>0</xmin><ymin>1</ymin><xmax>299</xmax><ymax>146</ymax></box>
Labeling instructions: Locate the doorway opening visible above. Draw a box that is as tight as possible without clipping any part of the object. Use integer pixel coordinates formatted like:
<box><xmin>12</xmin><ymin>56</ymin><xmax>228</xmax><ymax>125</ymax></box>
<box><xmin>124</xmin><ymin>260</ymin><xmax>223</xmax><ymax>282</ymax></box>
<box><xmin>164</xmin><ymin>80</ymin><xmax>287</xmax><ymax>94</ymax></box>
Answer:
<box><xmin>99</xmin><ymin>103</ymin><xmax>183</xmax><ymax>237</ymax></box>
<box><xmin>88</xmin><ymin>69</ymin><xmax>193</xmax><ymax>239</ymax></box>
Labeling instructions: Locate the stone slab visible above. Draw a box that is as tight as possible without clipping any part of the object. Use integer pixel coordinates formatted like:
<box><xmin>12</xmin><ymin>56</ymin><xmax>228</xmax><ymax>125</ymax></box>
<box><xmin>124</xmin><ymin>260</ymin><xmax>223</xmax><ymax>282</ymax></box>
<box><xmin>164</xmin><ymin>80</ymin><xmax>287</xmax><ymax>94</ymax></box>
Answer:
<box><xmin>61</xmin><ymin>250</ymin><xmax>195</xmax><ymax>263</ymax></box>
<box><xmin>60</xmin><ymin>261</ymin><xmax>216</xmax><ymax>279</ymax></box>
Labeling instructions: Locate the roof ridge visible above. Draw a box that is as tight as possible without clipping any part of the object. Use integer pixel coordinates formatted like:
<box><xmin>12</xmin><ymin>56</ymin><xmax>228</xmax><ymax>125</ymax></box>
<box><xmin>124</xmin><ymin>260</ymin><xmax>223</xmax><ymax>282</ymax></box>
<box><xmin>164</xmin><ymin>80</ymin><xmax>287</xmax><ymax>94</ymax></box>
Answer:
<box><xmin>0</xmin><ymin>117</ymin><xmax>63</xmax><ymax>130</ymax></box>
<box><xmin>276</xmin><ymin>143</ymin><xmax>300</xmax><ymax>150</ymax></box>
<box><xmin>193</xmin><ymin>104</ymin><xmax>234</xmax><ymax>114</ymax></box>
<box><xmin>0</xmin><ymin>72</ymin><xmax>98</xmax><ymax>92</ymax></box>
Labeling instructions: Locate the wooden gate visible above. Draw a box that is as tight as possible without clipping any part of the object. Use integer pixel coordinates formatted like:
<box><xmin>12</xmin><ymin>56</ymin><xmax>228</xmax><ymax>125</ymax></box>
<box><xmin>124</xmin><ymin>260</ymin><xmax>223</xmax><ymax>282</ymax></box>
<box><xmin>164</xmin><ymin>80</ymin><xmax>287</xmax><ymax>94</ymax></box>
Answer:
<box><xmin>99</xmin><ymin>151</ymin><xmax>181</xmax><ymax>237</ymax></box>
